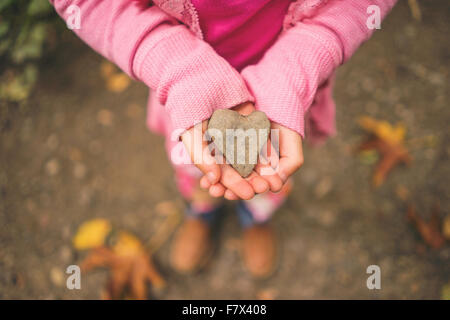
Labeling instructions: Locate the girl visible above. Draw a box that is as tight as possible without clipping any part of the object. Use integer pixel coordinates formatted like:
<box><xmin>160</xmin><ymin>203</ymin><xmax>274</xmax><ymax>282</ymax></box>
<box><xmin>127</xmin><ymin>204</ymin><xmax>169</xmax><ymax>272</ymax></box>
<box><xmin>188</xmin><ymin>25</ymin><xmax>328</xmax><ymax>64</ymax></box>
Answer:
<box><xmin>51</xmin><ymin>0</ymin><xmax>397</xmax><ymax>278</ymax></box>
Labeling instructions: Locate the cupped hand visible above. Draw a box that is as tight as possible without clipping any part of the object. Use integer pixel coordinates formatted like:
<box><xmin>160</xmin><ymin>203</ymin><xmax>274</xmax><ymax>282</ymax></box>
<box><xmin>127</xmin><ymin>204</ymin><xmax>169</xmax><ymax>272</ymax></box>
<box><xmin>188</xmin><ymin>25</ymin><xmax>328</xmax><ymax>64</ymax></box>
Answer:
<box><xmin>182</xmin><ymin>103</ymin><xmax>303</xmax><ymax>200</ymax></box>
<box><xmin>181</xmin><ymin>102</ymin><xmax>271</xmax><ymax>200</ymax></box>
<box><xmin>269</xmin><ymin>122</ymin><xmax>304</xmax><ymax>183</ymax></box>
<box><xmin>203</xmin><ymin>121</ymin><xmax>304</xmax><ymax>199</ymax></box>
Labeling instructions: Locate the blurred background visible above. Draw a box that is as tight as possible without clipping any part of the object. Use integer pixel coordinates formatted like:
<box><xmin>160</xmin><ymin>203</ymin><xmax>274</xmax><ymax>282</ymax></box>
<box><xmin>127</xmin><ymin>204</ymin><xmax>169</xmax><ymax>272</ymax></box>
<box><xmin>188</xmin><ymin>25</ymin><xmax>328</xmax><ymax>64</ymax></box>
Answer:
<box><xmin>0</xmin><ymin>0</ymin><xmax>449</xmax><ymax>299</ymax></box>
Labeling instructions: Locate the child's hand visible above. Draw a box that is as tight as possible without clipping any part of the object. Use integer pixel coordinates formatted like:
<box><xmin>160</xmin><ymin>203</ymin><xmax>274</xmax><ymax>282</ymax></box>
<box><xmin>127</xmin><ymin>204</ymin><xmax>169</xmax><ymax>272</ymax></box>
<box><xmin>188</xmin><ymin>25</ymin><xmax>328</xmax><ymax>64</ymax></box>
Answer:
<box><xmin>212</xmin><ymin>122</ymin><xmax>304</xmax><ymax>199</ymax></box>
<box><xmin>269</xmin><ymin>122</ymin><xmax>304</xmax><ymax>183</ymax></box>
<box><xmin>182</xmin><ymin>103</ymin><xmax>302</xmax><ymax>200</ymax></box>
<box><xmin>181</xmin><ymin>102</ymin><xmax>271</xmax><ymax>200</ymax></box>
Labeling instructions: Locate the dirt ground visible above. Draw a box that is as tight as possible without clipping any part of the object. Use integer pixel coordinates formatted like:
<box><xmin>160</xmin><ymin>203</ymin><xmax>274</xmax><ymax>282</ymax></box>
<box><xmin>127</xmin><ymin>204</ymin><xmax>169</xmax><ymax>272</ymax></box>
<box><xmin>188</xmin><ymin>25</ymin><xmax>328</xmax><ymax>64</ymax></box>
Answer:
<box><xmin>0</xmin><ymin>1</ymin><xmax>449</xmax><ymax>299</ymax></box>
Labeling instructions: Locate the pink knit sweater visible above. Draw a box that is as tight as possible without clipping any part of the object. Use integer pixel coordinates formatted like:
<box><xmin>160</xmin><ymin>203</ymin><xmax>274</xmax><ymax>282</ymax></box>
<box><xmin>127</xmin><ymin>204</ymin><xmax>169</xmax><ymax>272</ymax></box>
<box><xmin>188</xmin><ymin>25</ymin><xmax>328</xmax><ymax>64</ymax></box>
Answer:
<box><xmin>50</xmin><ymin>0</ymin><xmax>397</xmax><ymax>138</ymax></box>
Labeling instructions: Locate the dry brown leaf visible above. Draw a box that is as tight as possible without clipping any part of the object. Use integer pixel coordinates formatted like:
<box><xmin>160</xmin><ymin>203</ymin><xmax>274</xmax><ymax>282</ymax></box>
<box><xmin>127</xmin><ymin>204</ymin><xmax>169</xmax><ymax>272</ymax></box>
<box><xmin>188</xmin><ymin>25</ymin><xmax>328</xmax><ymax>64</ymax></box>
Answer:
<box><xmin>80</xmin><ymin>232</ymin><xmax>165</xmax><ymax>300</ymax></box>
<box><xmin>357</xmin><ymin>117</ymin><xmax>412</xmax><ymax>187</ymax></box>
<box><xmin>407</xmin><ymin>205</ymin><xmax>446</xmax><ymax>250</ymax></box>
<box><xmin>74</xmin><ymin>220</ymin><xmax>165</xmax><ymax>300</ymax></box>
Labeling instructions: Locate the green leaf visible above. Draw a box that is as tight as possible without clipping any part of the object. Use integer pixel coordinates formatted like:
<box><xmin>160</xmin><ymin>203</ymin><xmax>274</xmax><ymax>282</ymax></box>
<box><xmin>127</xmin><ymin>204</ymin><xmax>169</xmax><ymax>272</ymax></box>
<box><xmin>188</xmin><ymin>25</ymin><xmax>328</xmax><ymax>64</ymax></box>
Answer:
<box><xmin>27</xmin><ymin>0</ymin><xmax>52</xmax><ymax>16</ymax></box>
<box><xmin>0</xmin><ymin>0</ymin><xmax>14</xmax><ymax>12</ymax></box>
<box><xmin>0</xmin><ymin>65</ymin><xmax>38</xmax><ymax>102</ymax></box>
<box><xmin>0</xmin><ymin>21</ymin><xmax>10</xmax><ymax>37</ymax></box>
<box><xmin>442</xmin><ymin>284</ymin><xmax>450</xmax><ymax>300</ymax></box>
<box><xmin>12</xmin><ymin>23</ymin><xmax>47</xmax><ymax>63</ymax></box>
<box><xmin>0</xmin><ymin>38</ymin><xmax>10</xmax><ymax>55</ymax></box>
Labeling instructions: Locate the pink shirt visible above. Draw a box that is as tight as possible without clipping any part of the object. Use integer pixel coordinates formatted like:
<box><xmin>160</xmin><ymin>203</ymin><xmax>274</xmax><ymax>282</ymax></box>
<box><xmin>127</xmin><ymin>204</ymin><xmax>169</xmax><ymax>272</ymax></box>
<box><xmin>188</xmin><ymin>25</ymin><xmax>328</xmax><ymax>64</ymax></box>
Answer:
<box><xmin>191</xmin><ymin>0</ymin><xmax>292</xmax><ymax>71</ymax></box>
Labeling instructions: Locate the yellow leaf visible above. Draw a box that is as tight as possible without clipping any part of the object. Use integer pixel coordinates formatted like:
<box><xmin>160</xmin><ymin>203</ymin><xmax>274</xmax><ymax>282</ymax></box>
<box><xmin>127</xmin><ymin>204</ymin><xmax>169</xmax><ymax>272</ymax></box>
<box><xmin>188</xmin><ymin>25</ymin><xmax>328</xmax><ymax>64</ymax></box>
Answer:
<box><xmin>73</xmin><ymin>218</ymin><xmax>112</xmax><ymax>250</ymax></box>
<box><xmin>113</xmin><ymin>231</ymin><xmax>144</xmax><ymax>256</ymax></box>
<box><xmin>358</xmin><ymin>116</ymin><xmax>406</xmax><ymax>145</ymax></box>
<box><xmin>106</xmin><ymin>73</ymin><xmax>130</xmax><ymax>93</ymax></box>
<box><xmin>442</xmin><ymin>283</ymin><xmax>450</xmax><ymax>300</ymax></box>
<box><xmin>443</xmin><ymin>215</ymin><xmax>450</xmax><ymax>240</ymax></box>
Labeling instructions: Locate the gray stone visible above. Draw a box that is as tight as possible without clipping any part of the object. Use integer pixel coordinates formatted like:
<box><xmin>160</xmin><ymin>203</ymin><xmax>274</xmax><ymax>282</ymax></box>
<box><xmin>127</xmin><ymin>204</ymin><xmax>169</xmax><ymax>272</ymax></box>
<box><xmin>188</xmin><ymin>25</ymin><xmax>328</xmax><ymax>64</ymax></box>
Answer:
<box><xmin>207</xmin><ymin>109</ymin><xmax>270</xmax><ymax>177</ymax></box>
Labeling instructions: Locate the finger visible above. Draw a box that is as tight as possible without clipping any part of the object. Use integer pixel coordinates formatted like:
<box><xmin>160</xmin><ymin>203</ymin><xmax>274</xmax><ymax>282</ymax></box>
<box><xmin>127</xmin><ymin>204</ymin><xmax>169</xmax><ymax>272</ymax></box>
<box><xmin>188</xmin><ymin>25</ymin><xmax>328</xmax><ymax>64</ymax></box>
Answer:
<box><xmin>209</xmin><ymin>183</ymin><xmax>226</xmax><ymax>198</ymax></box>
<box><xmin>182</xmin><ymin>123</ymin><xmax>221</xmax><ymax>184</ymax></box>
<box><xmin>224</xmin><ymin>189</ymin><xmax>239</xmax><ymax>200</ymax></box>
<box><xmin>255</xmin><ymin>163</ymin><xmax>283</xmax><ymax>192</ymax></box>
<box><xmin>278</xmin><ymin>155</ymin><xmax>304</xmax><ymax>183</ymax></box>
<box><xmin>276</xmin><ymin>125</ymin><xmax>304</xmax><ymax>182</ymax></box>
<box><xmin>200</xmin><ymin>175</ymin><xmax>211</xmax><ymax>189</ymax></box>
<box><xmin>220</xmin><ymin>164</ymin><xmax>255</xmax><ymax>200</ymax></box>
<box><xmin>255</xmin><ymin>138</ymin><xmax>283</xmax><ymax>192</ymax></box>
<box><xmin>246</xmin><ymin>171</ymin><xmax>269</xmax><ymax>194</ymax></box>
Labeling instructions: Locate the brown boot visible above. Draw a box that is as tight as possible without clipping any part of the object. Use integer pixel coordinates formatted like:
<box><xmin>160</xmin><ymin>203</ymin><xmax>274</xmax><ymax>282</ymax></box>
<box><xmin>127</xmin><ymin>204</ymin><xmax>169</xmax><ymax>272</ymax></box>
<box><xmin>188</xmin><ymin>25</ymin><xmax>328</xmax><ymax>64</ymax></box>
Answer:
<box><xmin>241</xmin><ymin>224</ymin><xmax>278</xmax><ymax>279</ymax></box>
<box><xmin>170</xmin><ymin>218</ymin><xmax>212</xmax><ymax>274</ymax></box>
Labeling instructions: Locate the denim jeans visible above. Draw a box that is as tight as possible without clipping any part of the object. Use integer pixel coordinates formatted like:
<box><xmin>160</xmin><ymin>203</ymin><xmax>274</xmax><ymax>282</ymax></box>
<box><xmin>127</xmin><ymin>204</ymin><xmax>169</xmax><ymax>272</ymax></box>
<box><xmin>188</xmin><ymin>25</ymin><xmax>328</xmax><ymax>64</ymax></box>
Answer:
<box><xmin>186</xmin><ymin>201</ymin><xmax>258</xmax><ymax>228</ymax></box>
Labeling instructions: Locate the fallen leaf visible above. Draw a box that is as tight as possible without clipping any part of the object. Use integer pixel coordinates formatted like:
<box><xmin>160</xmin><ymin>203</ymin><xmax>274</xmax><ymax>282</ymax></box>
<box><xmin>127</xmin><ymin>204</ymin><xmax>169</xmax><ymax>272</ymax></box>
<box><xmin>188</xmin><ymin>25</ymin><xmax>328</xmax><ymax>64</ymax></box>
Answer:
<box><xmin>73</xmin><ymin>218</ymin><xmax>112</xmax><ymax>250</ymax></box>
<box><xmin>441</xmin><ymin>283</ymin><xmax>450</xmax><ymax>300</ymax></box>
<box><xmin>358</xmin><ymin>149</ymin><xmax>379</xmax><ymax>165</ymax></box>
<box><xmin>357</xmin><ymin>116</ymin><xmax>412</xmax><ymax>187</ymax></box>
<box><xmin>82</xmin><ymin>234</ymin><xmax>165</xmax><ymax>299</ymax></box>
<box><xmin>407</xmin><ymin>205</ymin><xmax>446</xmax><ymax>250</ymax></box>
<box><xmin>73</xmin><ymin>219</ymin><xmax>165</xmax><ymax>299</ymax></box>
<box><xmin>443</xmin><ymin>215</ymin><xmax>450</xmax><ymax>240</ymax></box>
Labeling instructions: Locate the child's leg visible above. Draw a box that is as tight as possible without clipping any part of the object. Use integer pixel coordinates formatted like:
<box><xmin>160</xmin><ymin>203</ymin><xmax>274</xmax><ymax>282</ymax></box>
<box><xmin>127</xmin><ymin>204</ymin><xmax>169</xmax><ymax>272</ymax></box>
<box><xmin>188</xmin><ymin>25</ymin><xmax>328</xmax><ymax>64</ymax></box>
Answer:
<box><xmin>147</xmin><ymin>92</ymin><xmax>223</xmax><ymax>273</ymax></box>
<box><xmin>174</xmin><ymin>166</ymin><xmax>224</xmax><ymax>224</ymax></box>
<box><xmin>237</xmin><ymin>179</ymin><xmax>293</xmax><ymax>227</ymax></box>
<box><xmin>170</xmin><ymin>165</ymin><xmax>224</xmax><ymax>274</ymax></box>
<box><xmin>237</xmin><ymin>180</ymin><xmax>292</xmax><ymax>278</ymax></box>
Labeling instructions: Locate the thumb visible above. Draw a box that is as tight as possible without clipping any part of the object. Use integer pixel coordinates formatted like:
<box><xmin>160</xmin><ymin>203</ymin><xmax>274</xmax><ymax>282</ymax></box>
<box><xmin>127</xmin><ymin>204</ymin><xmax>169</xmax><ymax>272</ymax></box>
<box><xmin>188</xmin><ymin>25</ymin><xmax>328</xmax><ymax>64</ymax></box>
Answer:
<box><xmin>181</xmin><ymin>122</ymin><xmax>221</xmax><ymax>184</ymax></box>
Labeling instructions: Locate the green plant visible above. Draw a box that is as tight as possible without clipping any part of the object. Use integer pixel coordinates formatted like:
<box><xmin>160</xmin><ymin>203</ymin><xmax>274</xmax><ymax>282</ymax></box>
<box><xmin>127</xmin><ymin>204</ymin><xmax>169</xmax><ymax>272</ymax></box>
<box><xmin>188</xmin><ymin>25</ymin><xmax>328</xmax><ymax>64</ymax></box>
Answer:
<box><xmin>0</xmin><ymin>0</ymin><xmax>56</xmax><ymax>102</ymax></box>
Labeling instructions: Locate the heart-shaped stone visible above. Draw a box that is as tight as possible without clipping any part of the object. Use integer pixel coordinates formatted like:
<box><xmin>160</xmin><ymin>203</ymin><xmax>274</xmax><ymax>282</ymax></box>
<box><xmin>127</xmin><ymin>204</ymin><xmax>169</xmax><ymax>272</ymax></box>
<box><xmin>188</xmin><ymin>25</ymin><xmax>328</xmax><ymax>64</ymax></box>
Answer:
<box><xmin>207</xmin><ymin>109</ymin><xmax>270</xmax><ymax>178</ymax></box>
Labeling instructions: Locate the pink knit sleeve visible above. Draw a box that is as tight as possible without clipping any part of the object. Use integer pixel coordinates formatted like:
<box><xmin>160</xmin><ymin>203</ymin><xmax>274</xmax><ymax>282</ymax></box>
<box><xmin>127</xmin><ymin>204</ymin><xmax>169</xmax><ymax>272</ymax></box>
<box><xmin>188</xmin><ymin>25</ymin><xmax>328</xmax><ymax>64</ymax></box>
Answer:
<box><xmin>241</xmin><ymin>0</ymin><xmax>397</xmax><ymax>137</ymax></box>
<box><xmin>50</xmin><ymin>0</ymin><xmax>253</xmax><ymax>131</ymax></box>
